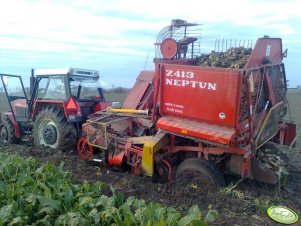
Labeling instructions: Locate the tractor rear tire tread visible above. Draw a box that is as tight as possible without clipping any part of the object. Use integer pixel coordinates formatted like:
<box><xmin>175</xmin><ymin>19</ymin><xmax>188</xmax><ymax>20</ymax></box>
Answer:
<box><xmin>176</xmin><ymin>158</ymin><xmax>225</xmax><ymax>188</ymax></box>
<box><xmin>0</xmin><ymin>116</ymin><xmax>19</xmax><ymax>144</ymax></box>
<box><xmin>33</xmin><ymin>106</ymin><xmax>77</xmax><ymax>151</ymax></box>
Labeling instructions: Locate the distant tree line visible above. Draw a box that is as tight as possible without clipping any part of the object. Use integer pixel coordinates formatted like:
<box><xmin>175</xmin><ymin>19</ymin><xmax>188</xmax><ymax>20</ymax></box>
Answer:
<box><xmin>104</xmin><ymin>86</ymin><xmax>131</xmax><ymax>93</ymax></box>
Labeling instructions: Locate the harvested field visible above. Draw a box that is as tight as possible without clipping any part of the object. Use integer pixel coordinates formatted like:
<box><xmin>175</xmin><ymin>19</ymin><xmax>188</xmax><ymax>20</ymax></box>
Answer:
<box><xmin>0</xmin><ymin>91</ymin><xmax>300</xmax><ymax>225</ymax></box>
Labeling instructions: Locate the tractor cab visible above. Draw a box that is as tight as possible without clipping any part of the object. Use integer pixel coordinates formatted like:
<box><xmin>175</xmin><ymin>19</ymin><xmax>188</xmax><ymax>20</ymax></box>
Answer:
<box><xmin>0</xmin><ymin>68</ymin><xmax>111</xmax><ymax>150</ymax></box>
<box><xmin>33</xmin><ymin>68</ymin><xmax>104</xmax><ymax>100</ymax></box>
<box><xmin>1</xmin><ymin>68</ymin><xmax>106</xmax><ymax>122</ymax></box>
<box><xmin>31</xmin><ymin>68</ymin><xmax>107</xmax><ymax>120</ymax></box>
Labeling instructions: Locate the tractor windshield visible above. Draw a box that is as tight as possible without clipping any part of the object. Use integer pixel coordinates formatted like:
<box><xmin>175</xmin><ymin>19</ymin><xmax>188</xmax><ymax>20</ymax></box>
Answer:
<box><xmin>69</xmin><ymin>76</ymin><xmax>101</xmax><ymax>101</ymax></box>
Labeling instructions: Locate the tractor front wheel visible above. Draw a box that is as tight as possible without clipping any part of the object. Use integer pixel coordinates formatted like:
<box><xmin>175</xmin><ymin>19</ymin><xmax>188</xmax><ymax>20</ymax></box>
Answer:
<box><xmin>175</xmin><ymin>158</ymin><xmax>225</xmax><ymax>189</ymax></box>
<box><xmin>33</xmin><ymin>106</ymin><xmax>77</xmax><ymax>150</ymax></box>
<box><xmin>0</xmin><ymin>117</ymin><xmax>18</xmax><ymax>144</ymax></box>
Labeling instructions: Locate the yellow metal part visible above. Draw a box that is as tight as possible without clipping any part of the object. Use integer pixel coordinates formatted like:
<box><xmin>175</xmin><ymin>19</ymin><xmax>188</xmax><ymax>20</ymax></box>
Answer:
<box><xmin>127</xmin><ymin>136</ymin><xmax>157</xmax><ymax>144</ymax></box>
<box><xmin>107</xmin><ymin>106</ymin><xmax>149</xmax><ymax>115</ymax></box>
<box><xmin>141</xmin><ymin>131</ymin><xmax>168</xmax><ymax>177</ymax></box>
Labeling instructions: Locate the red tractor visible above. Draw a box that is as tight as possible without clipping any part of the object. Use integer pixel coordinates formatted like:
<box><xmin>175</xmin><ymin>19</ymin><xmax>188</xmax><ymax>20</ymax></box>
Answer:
<box><xmin>0</xmin><ymin>68</ymin><xmax>111</xmax><ymax>150</ymax></box>
<box><xmin>78</xmin><ymin>20</ymin><xmax>297</xmax><ymax>187</ymax></box>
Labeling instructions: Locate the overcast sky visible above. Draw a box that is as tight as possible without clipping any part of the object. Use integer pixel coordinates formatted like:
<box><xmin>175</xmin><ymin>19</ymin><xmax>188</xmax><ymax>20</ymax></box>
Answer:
<box><xmin>0</xmin><ymin>0</ymin><xmax>300</xmax><ymax>87</ymax></box>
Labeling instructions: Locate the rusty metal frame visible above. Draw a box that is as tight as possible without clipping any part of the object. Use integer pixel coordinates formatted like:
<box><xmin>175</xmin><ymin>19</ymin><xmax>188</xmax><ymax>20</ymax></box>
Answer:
<box><xmin>86</xmin><ymin>121</ymin><xmax>108</xmax><ymax>149</ymax></box>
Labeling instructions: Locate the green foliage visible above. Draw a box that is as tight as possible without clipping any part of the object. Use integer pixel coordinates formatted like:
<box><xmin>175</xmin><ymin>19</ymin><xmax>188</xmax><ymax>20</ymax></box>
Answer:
<box><xmin>205</xmin><ymin>210</ymin><xmax>219</xmax><ymax>224</ymax></box>
<box><xmin>0</xmin><ymin>152</ymin><xmax>216</xmax><ymax>225</ymax></box>
<box><xmin>254</xmin><ymin>196</ymin><xmax>271</xmax><ymax>213</ymax></box>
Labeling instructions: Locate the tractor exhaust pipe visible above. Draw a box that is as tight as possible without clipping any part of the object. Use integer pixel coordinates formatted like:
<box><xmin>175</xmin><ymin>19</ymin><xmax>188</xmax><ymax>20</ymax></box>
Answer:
<box><xmin>30</xmin><ymin>69</ymin><xmax>35</xmax><ymax>96</ymax></box>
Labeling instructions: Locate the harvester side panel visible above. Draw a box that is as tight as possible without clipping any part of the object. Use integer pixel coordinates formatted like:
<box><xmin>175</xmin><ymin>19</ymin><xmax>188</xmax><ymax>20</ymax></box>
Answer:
<box><xmin>245</xmin><ymin>38</ymin><xmax>282</xmax><ymax>68</ymax></box>
<box><xmin>158</xmin><ymin>64</ymin><xmax>242</xmax><ymax>127</ymax></box>
<box><xmin>122</xmin><ymin>71</ymin><xmax>154</xmax><ymax>109</ymax></box>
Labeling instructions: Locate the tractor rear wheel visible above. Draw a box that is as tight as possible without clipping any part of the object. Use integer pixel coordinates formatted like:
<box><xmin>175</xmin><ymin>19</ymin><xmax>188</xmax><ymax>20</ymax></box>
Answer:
<box><xmin>0</xmin><ymin>117</ymin><xmax>18</xmax><ymax>144</ymax></box>
<box><xmin>175</xmin><ymin>158</ymin><xmax>225</xmax><ymax>189</ymax></box>
<box><xmin>33</xmin><ymin>106</ymin><xmax>77</xmax><ymax>150</ymax></box>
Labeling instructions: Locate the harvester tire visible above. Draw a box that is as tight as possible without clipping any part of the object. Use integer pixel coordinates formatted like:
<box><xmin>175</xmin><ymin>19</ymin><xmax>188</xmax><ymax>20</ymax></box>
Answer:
<box><xmin>175</xmin><ymin>158</ymin><xmax>225</xmax><ymax>188</ymax></box>
<box><xmin>33</xmin><ymin>106</ymin><xmax>77</xmax><ymax>150</ymax></box>
<box><xmin>0</xmin><ymin>117</ymin><xmax>19</xmax><ymax>144</ymax></box>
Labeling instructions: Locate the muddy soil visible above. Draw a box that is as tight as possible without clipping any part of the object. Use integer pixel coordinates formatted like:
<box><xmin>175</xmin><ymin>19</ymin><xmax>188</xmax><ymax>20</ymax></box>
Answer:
<box><xmin>1</xmin><ymin>93</ymin><xmax>300</xmax><ymax>225</ymax></box>
<box><xmin>1</xmin><ymin>141</ymin><xmax>300</xmax><ymax>226</ymax></box>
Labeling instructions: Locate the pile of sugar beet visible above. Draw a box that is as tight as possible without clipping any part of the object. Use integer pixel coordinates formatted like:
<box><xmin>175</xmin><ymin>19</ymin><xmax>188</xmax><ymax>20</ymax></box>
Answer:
<box><xmin>196</xmin><ymin>47</ymin><xmax>252</xmax><ymax>69</ymax></box>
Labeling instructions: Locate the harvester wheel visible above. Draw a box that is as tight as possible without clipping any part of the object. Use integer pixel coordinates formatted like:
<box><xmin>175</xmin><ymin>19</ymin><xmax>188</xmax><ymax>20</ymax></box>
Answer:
<box><xmin>0</xmin><ymin>117</ymin><xmax>18</xmax><ymax>144</ymax></box>
<box><xmin>33</xmin><ymin>106</ymin><xmax>77</xmax><ymax>150</ymax></box>
<box><xmin>175</xmin><ymin>158</ymin><xmax>225</xmax><ymax>189</ymax></box>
